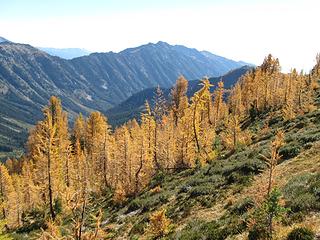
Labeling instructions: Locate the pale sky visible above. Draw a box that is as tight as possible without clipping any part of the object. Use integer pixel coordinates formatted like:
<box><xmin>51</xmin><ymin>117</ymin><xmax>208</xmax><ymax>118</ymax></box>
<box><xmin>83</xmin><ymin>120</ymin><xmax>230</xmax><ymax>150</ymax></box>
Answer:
<box><xmin>0</xmin><ymin>0</ymin><xmax>319</xmax><ymax>72</ymax></box>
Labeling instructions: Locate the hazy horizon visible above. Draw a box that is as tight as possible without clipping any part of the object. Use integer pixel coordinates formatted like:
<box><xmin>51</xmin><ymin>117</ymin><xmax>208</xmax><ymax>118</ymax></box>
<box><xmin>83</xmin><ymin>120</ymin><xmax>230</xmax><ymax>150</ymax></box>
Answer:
<box><xmin>1</xmin><ymin>0</ymin><xmax>320</xmax><ymax>72</ymax></box>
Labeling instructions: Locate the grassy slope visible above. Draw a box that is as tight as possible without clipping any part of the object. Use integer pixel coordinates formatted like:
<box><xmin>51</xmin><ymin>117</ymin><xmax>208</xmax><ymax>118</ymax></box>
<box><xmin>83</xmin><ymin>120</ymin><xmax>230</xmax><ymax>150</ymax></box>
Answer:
<box><xmin>102</xmin><ymin>107</ymin><xmax>320</xmax><ymax>239</ymax></box>
<box><xmin>11</xmin><ymin>95</ymin><xmax>320</xmax><ymax>239</ymax></box>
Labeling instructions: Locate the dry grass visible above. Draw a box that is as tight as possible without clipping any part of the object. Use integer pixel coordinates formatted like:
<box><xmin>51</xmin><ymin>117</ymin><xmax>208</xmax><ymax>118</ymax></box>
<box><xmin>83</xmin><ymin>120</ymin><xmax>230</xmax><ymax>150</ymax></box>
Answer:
<box><xmin>242</xmin><ymin>141</ymin><xmax>320</xmax><ymax>202</ymax></box>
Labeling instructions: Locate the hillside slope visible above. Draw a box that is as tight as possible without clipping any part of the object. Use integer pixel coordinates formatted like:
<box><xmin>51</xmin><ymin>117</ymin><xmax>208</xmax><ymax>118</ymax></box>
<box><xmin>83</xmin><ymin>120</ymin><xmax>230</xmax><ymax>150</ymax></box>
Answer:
<box><xmin>8</xmin><ymin>90</ymin><xmax>320</xmax><ymax>240</ymax></box>
<box><xmin>82</xmin><ymin>105</ymin><xmax>320</xmax><ymax>240</ymax></box>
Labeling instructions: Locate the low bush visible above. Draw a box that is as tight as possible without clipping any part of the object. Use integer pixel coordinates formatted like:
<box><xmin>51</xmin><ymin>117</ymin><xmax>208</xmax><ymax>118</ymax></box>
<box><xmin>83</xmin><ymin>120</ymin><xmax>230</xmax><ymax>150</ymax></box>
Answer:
<box><xmin>127</xmin><ymin>199</ymin><xmax>142</xmax><ymax>213</ymax></box>
<box><xmin>287</xmin><ymin>227</ymin><xmax>315</xmax><ymax>240</ymax></box>
<box><xmin>16</xmin><ymin>208</ymin><xmax>46</xmax><ymax>233</ymax></box>
<box><xmin>283</xmin><ymin>173</ymin><xmax>320</xmax><ymax>213</ymax></box>
<box><xmin>231</xmin><ymin>197</ymin><xmax>255</xmax><ymax>215</ymax></box>
<box><xmin>149</xmin><ymin>171</ymin><xmax>166</xmax><ymax>188</ymax></box>
<box><xmin>188</xmin><ymin>185</ymin><xmax>216</xmax><ymax>198</ymax></box>
<box><xmin>129</xmin><ymin>221</ymin><xmax>146</xmax><ymax>235</ymax></box>
<box><xmin>175</xmin><ymin>220</ymin><xmax>227</xmax><ymax>240</ymax></box>
<box><xmin>279</xmin><ymin>143</ymin><xmax>301</xmax><ymax>160</ymax></box>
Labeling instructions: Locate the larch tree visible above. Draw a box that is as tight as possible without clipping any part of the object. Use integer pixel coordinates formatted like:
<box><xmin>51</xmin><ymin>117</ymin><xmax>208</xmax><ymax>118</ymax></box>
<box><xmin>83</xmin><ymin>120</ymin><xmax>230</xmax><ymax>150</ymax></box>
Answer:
<box><xmin>260</xmin><ymin>130</ymin><xmax>284</xmax><ymax>196</ymax></box>
<box><xmin>139</xmin><ymin>102</ymin><xmax>155</xmax><ymax>186</ymax></box>
<box><xmin>228</xmin><ymin>82</ymin><xmax>245</xmax><ymax>119</ymax></box>
<box><xmin>212</xmin><ymin>80</ymin><xmax>226</xmax><ymax>128</ymax></box>
<box><xmin>190</xmin><ymin>78</ymin><xmax>215</xmax><ymax>163</ymax></box>
<box><xmin>170</xmin><ymin>76</ymin><xmax>189</xmax><ymax>126</ymax></box>
<box><xmin>260</xmin><ymin>54</ymin><xmax>281</xmax><ymax>111</ymax></box>
<box><xmin>85</xmin><ymin>111</ymin><xmax>108</xmax><ymax>192</ymax></box>
<box><xmin>157</xmin><ymin>113</ymin><xmax>176</xmax><ymax>170</ymax></box>
<box><xmin>114</xmin><ymin>124</ymin><xmax>132</xmax><ymax>195</ymax></box>
<box><xmin>152</xmin><ymin>86</ymin><xmax>168</xmax><ymax>171</ymax></box>
<box><xmin>0</xmin><ymin>164</ymin><xmax>18</xmax><ymax>228</ymax></box>
<box><xmin>282</xmin><ymin>69</ymin><xmax>297</xmax><ymax>120</ymax></box>
<box><xmin>20</xmin><ymin>161</ymin><xmax>38</xmax><ymax>212</ymax></box>
<box><xmin>27</xmin><ymin>96</ymin><xmax>69</xmax><ymax>221</ymax></box>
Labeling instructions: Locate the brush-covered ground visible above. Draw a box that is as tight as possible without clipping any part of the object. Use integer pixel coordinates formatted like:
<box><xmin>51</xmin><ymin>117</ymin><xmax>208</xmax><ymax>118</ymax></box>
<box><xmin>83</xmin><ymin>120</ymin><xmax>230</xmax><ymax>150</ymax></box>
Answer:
<box><xmin>6</xmin><ymin>92</ymin><xmax>320</xmax><ymax>240</ymax></box>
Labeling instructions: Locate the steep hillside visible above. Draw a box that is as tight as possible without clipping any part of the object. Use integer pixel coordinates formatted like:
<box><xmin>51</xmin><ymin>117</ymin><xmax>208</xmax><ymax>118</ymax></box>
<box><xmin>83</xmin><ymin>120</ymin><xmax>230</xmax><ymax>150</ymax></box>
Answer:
<box><xmin>107</xmin><ymin>66</ymin><xmax>252</xmax><ymax>125</ymax></box>
<box><xmin>9</xmin><ymin>89</ymin><xmax>320</xmax><ymax>240</ymax></box>
<box><xmin>0</xmin><ymin>41</ymin><xmax>247</xmax><ymax>159</ymax></box>
<box><xmin>100</xmin><ymin>85</ymin><xmax>320</xmax><ymax>239</ymax></box>
<box><xmin>70</xmin><ymin>41</ymin><xmax>246</xmax><ymax>103</ymax></box>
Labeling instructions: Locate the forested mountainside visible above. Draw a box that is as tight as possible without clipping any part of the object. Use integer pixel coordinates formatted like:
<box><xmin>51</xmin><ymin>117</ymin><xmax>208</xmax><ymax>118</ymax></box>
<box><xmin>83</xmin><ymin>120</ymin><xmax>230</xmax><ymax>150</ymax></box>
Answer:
<box><xmin>0</xmin><ymin>40</ymin><xmax>246</xmax><ymax>160</ymax></box>
<box><xmin>0</xmin><ymin>54</ymin><xmax>319</xmax><ymax>239</ymax></box>
<box><xmin>107</xmin><ymin>65</ymin><xmax>252</xmax><ymax>125</ymax></box>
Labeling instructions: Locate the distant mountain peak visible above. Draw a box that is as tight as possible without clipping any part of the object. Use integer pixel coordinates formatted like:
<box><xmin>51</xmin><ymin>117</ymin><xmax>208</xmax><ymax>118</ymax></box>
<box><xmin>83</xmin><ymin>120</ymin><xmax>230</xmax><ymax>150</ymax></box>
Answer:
<box><xmin>155</xmin><ymin>41</ymin><xmax>170</xmax><ymax>46</ymax></box>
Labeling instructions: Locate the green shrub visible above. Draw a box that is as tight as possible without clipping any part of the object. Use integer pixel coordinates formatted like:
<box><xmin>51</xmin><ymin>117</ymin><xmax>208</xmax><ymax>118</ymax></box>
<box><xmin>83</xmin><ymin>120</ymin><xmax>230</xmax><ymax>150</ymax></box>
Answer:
<box><xmin>127</xmin><ymin>199</ymin><xmax>142</xmax><ymax>213</ymax></box>
<box><xmin>287</xmin><ymin>227</ymin><xmax>315</xmax><ymax>240</ymax></box>
<box><xmin>294</xmin><ymin>121</ymin><xmax>306</xmax><ymax>129</ymax></box>
<box><xmin>279</xmin><ymin>143</ymin><xmax>301</xmax><ymax>160</ymax></box>
<box><xmin>159</xmin><ymin>193</ymin><xmax>169</xmax><ymax>204</ymax></box>
<box><xmin>198</xmin><ymin>195</ymin><xmax>215</xmax><ymax>208</ymax></box>
<box><xmin>248</xmin><ymin>225</ymin><xmax>270</xmax><ymax>240</ymax></box>
<box><xmin>299</xmin><ymin>132</ymin><xmax>320</xmax><ymax>144</ymax></box>
<box><xmin>283</xmin><ymin>212</ymin><xmax>305</xmax><ymax>225</ymax></box>
<box><xmin>303</xmin><ymin>142</ymin><xmax>313</xmax><ymax>149</ymax></box>
<box><xmin>226</xmin><ymin>172</ymin><xmax>251</xmax><ymax>185</ymax></box>
<box><xmin>176</xmin><ymin>220</ymin><xmax>227</xmax><ymax>240</ymax></box>
<box><xmin>188</xmin><ymin>185</ymin><xmax>216</xmax><ymax>198</ymax></box>
<box><xmin>129</xmin><ymin>221</ymin><xmax>146</xmax><ymax>235</ymax></box>
<box><xmin>179</xmin><ymin>185</ymin><xmax>191</xmax><ymax>193</ymax></box>
<box><xmin>268</xmin><ymin>116</ymin><xmax>283</xmax><ymax>126</ymax></box>
<box><xmin>54</xmin><ymin>197</ymin><xmax>63</xmax><ymax>215</ymax></box>
<box><xmin>249</xmin><ymin>189</ymin><xmax>287</xmax><ymax>240</ymax></box>
<box><xmin>283</xmin><ymin>173</ymin><xmax>320</xmax><ymax>213</ymax></box>
<box><xmin>289</xmin><ymin>193</ymin><xmax>319</xmax><ymax>212</ymax></box>
<box><xmin>231</xmin><ymin>197</ymin><xmax>255</xmax><ymax>215</ymax></box>
<box><xmin>149</xmin><ymin>171</ymin><xmax>165</xmax><ymax>188</ymax></box>
<box><xmin>16</xmin><ymin>208</ymin><xmax>46</xmax><ymax>233</ymax></box>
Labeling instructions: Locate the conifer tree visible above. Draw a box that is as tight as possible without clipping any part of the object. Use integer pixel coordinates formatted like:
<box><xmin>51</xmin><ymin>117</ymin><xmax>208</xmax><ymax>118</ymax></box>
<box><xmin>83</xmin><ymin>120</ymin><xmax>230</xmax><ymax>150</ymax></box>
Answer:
<box><xmin>229</xmin><ymin>82</ymin><xmax>245</xmax><ymax>119</ymax></box>
<box><xmin>190</xmin><ymin>78</ymin><xmax>215</xmax><ymax>162</ymax></box>
<box><xmin>114</xmin><ymin>124</ymin><xmax>132</xmax><ymax>194</ymax></box>
<box><xmin>85</xmin><ymin>111</ymin><xmax>108</xmax><ymax>192</ymax></box>
<box><xmin>260</xmin><ymin>131</ymin><xmax>284</xmax><ymax>196</ymax></box>
<box><xmin>212</xmin><ymin>80</ymin><xmax>226</xmax><ymax>127</ymax></box>
<box><xmin>27</xmin><ymin>96</ymin><xmax>69</xmax><ymax>221</ymax></box>
<box><xmin>170</xmin><ymin>76</ymin><xmax>189</xmax><ymax>125</ymax></box>
<box><xmin>152</xmin><ymin>86</ymin><xmax>168</xmax><ymax>171</ymax></box>
<box><xmin>0</xmin><ymin>164</ymin><xmax>18</xmax><ymax>228</ymax></box>
<box><xmin>282</xmin><ymin>69</ymin><xmax>297</xmax><ymax>120</ymax></box>
<box><xmin>20</xmin><ymin>161</ymin><xmax>37</xmax><ymax>210</ymax></box>
<box><xmin>148</xmin><ymin>209</ymin><xmax>170</xmax><ymax>238</ymax></box>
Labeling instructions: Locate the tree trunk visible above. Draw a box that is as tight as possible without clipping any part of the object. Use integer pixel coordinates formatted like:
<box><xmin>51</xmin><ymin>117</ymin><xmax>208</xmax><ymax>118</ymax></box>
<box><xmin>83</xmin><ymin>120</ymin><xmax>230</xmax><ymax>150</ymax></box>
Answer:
<box><xmin>47</xmin><ymin>138</ymin><xmax>55</xmax><ymax>221</ymax></box>
<box><xmin>135</xmin><ymin>147</ymin><xmax>143</xmax><ymax>194</ymax></box>
<box><xmin>193</xmin><ymin>104</ymin><xmax>200</xmax><ymax>153</ymax></box>
<box><xmin>103</xmin><ymin>132</ymin><xmax>108</xmax><ymax>189</ymax></box>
